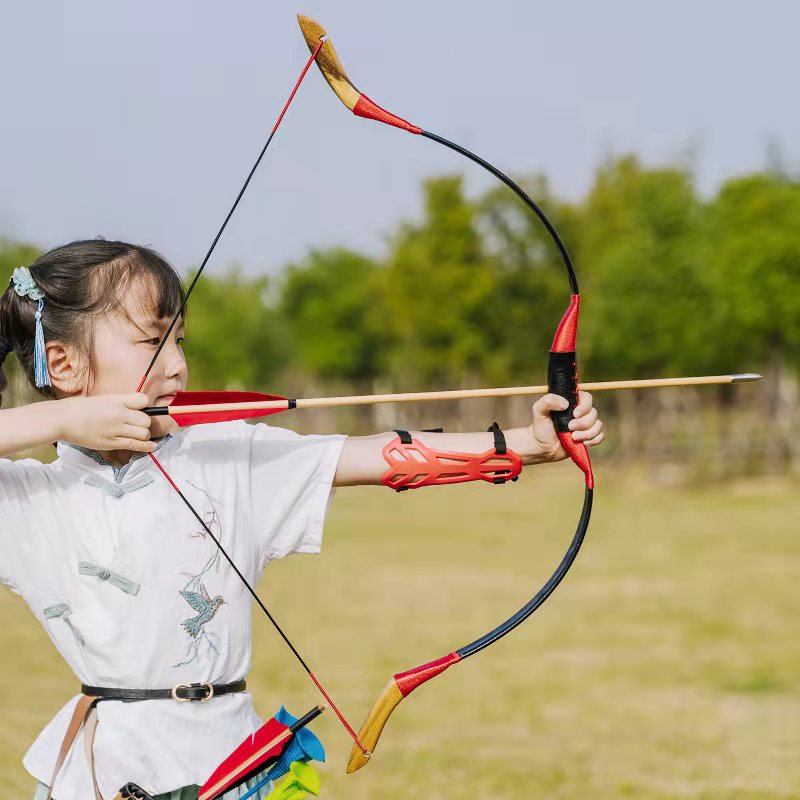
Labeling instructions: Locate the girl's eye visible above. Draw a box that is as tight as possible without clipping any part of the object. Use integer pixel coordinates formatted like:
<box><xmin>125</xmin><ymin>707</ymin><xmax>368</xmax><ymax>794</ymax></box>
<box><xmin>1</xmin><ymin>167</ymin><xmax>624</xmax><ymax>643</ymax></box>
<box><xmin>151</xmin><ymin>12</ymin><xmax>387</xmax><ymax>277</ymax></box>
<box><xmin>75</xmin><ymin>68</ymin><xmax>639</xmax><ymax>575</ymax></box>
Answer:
<box><xmin>177</xmin><ymin>337</ymin><xmax>185</xmax><ymax>346</ymax></box>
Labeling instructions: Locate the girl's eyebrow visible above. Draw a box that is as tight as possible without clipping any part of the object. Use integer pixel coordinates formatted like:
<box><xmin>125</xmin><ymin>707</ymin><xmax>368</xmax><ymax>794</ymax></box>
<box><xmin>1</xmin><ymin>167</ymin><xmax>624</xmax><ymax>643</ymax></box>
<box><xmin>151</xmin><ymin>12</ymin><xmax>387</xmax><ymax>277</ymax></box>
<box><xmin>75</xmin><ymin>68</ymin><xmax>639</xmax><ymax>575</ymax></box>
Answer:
<box><xmin>132</xmin><ymin>317</ymin><xmax>183</xmax><ymax>338</ymax></box>
<box><xmin>156</xmin><ymin>317</ymin><xmax>185</xmax><ymax>338</ymax></box>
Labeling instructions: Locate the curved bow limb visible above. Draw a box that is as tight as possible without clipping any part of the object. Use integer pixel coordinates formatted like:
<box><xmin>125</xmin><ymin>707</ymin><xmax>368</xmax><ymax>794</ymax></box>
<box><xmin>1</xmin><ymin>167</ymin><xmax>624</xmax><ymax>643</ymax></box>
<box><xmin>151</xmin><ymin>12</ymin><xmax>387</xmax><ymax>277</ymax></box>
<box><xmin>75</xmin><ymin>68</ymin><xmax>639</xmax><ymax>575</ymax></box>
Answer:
<box><xmin>346</xmin><ymin>654</ymin><xmax>462</xmax><ymax>772</ymax></box>
<box><xmin>297</xmin><ymin>14</ymin><xmax>422</xmax><ymax>134</ymax></box>
<box><xmin>301</xmin><ymin>14</ymin><xmax>597</xmax><ymax>773</ymax></box>
<box><xmin>347</xmin><ymin>479</ymin><xmax>594</xmax><ymax>771</ymax></box>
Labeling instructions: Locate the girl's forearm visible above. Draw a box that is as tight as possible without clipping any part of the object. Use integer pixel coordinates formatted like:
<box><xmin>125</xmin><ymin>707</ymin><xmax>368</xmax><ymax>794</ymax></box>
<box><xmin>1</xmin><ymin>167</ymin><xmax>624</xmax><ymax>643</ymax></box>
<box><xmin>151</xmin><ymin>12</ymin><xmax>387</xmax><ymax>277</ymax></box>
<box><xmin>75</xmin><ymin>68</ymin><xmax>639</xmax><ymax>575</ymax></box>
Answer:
<box><xmin>0</xmin><ymin>401</ymin><xmax>65</xmax><ymax>458</ymax></box>
<box><xmin>333</xmin><ymin>427</ymin><xmax>543</xmax><ymax>487</ymax></box>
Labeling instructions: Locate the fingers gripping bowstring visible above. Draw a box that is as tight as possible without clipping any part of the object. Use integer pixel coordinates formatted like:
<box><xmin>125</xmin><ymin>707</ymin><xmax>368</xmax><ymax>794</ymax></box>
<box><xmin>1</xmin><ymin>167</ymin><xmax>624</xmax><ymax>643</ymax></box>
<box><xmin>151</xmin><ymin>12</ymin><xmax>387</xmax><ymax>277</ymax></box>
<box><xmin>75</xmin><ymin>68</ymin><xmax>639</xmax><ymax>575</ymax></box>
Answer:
<box><xmin>137</xmin><ymin>37</ymin><xmax>371</xmax><ymax>757</ymax></box>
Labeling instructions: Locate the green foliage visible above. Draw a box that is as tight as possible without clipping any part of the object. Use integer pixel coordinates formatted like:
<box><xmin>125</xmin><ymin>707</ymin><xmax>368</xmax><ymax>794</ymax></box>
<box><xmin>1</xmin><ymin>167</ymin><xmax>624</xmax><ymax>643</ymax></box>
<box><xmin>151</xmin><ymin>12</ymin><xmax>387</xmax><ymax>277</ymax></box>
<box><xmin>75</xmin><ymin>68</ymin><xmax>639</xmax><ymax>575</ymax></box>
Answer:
<box><xmin>383</xmin><ymin>176</ymin><xmax>499</xmax><ymax>387</ymax></box>
<box><xmin>183</xmin><ymin>268</ymin><xmax>291</xmax><ymax>390</ymax></box>
<box><xmin>0</xmin><ymin>155</ymin><xmax>794</xmax><ymax>399</ymax></box>
<box><xmin>279</xmin><ymin>248</ymin><xmax>390</xmax><ymax>387</ymax></box>
<box><xmin>579</xmin><ymin>156</ymin><xmax>712</xmax><ymax>377</ymax></box>
<box><xmin>703</xmin><ymin>173</ymin><xmax>800</xmax><ymax>370</ymax></box>
<box><xmin>0</xmin><ymin>239</ymin><xmax>40</xmax><ymax>277</ymax></box>
<box><xmin>479</xmin><ymin>174</ymin><xmax>584</xmax><ymax>383</ymax></box>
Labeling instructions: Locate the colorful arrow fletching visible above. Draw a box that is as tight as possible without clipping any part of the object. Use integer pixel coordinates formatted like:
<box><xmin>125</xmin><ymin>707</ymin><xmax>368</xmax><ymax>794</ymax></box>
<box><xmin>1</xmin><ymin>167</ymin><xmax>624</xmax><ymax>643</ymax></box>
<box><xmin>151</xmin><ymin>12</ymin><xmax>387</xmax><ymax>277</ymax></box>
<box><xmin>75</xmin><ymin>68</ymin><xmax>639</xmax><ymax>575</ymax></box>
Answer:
<box><xmin>265</xmin><ymin>706</ymin><xmax>326</xmax><ymax>782</ymax></box>
<box><xmin>199</xmin><ymin>716</ymin><xmax>291</xmax><ymax>800</ymax></box>
<box><xmin>168</xmin><ymin>391</ymin><xmax>288</xmax><ymax>427</ymax></box>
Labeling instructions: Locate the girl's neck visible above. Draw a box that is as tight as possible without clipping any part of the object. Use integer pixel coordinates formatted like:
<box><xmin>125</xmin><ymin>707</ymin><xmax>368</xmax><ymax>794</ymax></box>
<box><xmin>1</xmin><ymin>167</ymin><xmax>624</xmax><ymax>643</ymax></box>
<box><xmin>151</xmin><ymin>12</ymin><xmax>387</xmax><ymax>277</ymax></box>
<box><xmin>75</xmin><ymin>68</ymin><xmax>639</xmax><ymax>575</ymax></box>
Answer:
<box><xmin>105</xmin><ymin>448</ymin><xmax>138</xmax><ymax>468</ymax></box>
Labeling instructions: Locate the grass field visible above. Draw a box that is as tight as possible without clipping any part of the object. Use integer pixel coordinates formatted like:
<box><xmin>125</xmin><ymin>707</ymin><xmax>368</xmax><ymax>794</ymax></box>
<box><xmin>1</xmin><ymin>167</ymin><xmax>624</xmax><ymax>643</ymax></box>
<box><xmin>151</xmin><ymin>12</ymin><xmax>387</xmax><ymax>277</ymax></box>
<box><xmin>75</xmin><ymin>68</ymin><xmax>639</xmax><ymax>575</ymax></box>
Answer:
<box><xmin>1</xmin><ymin>465</ymin><xmax>798</xmax><ymax>799</ymax></box>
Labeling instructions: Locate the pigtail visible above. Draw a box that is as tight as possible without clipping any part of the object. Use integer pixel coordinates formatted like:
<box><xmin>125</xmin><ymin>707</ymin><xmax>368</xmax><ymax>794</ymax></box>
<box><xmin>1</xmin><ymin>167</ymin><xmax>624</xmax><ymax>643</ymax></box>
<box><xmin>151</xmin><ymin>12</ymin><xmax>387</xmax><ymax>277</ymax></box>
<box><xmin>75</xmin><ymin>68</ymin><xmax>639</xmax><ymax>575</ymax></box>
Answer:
<box><xmin>0</xmin><ymin>338</ymin><xmax>12</xmax><ymax>400</ymax></box>
<box><xmin>0</xmin><ymin>287</ymin><xmax>15</xmax><ymax>404</ymax></box>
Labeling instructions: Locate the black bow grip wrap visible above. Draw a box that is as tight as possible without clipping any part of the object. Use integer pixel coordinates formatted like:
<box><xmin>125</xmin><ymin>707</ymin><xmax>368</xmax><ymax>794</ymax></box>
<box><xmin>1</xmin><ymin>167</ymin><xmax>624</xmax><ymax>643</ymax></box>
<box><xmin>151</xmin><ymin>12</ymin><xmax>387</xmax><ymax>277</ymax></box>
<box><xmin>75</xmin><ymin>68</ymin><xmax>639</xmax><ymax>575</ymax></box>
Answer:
<box><xmin>548</xmin><ymin>351</ymin><xmax>579</xmax><ymax>433</ymax></box>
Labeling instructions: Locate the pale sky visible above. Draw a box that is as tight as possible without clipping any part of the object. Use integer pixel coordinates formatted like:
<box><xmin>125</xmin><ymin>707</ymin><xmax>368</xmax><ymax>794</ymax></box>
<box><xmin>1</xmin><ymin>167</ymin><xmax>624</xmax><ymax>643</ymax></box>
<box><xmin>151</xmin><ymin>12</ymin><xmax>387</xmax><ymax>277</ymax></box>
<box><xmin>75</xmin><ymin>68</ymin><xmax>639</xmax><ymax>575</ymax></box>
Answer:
<box><xmin>1</xmin><ymin>1</ymin><xmax>797</xmax><ymax>277</ymax></box>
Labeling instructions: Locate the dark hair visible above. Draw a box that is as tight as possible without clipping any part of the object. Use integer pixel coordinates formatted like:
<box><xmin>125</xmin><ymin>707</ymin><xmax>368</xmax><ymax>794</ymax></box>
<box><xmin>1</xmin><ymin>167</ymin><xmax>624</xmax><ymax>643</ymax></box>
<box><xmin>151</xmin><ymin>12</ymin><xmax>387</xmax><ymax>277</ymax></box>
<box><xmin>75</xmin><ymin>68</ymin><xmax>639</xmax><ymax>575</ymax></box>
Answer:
<box><xmin>0</xmin><ymin>239</ymin><xmax>185</xmax><ymax>404</ymax></box>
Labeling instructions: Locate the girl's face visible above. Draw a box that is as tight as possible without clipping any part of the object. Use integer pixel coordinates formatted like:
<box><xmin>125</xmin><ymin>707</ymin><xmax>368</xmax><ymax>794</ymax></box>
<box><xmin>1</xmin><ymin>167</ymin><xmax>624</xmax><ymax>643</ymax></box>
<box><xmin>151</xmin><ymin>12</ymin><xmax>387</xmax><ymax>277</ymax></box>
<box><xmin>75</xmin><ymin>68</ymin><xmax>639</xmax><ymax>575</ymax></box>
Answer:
<box><xmin>88</xmin><ymin>276</ymin><xmax>187</xmax><ymax>414</ymax></box>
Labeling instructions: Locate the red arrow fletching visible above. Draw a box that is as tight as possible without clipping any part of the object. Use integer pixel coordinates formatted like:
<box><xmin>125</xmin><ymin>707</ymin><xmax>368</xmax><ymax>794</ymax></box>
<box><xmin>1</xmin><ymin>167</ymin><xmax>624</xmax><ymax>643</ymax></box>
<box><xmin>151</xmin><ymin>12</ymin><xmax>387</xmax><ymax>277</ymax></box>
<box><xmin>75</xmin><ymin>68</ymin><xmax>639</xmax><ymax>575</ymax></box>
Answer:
<box><xmin>168</xmin><ymin>391</ymin><xmax>289</xmax><ymax>427</ymax></box>
<box><xmin>199</xmin><ymin>716</ymin><xmax>292</xmax><ymax>800</ymax></box>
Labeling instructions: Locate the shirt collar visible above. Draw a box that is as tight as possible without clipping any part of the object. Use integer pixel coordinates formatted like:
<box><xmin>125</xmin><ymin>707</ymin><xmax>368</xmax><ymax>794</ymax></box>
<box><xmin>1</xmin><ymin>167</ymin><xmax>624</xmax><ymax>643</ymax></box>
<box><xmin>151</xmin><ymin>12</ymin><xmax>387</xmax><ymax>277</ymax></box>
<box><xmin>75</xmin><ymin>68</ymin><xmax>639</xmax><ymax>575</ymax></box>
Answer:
<box><xmin>56</xmin><ymin>435</ymin><xmax>173</xmax><ymax>482</ymax></box>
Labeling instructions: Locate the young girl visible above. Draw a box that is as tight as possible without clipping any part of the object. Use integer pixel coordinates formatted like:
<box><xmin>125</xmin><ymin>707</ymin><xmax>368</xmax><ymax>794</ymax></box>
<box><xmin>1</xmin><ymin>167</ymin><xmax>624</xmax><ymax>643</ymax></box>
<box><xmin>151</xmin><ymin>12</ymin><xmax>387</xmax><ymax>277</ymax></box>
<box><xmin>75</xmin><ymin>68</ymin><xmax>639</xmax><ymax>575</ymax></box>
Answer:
<box><xmin>0</xmin><ymin>239</ymin><xmax>604</xmax><ymax>800</ymax></box>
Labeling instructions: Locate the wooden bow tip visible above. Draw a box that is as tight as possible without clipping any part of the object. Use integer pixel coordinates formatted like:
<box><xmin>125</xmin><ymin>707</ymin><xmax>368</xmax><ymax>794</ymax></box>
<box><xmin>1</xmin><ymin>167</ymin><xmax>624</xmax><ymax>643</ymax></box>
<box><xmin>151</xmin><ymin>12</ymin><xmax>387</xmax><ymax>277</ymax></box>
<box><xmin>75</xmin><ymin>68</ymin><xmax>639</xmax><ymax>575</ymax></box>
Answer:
<box><xmin>297</xmin><ymin>13</ymin><xmax>327</xmax><ymax>40</ymax></box>
<box><xmin>346</xmin><ymin>678</ymin><xmax>404</xmax><ymax>773</ymax></box>
<box><xmin>297</xmin><ymin>13</ymin><xmax>362</xmax><ymax>111</ymax></box>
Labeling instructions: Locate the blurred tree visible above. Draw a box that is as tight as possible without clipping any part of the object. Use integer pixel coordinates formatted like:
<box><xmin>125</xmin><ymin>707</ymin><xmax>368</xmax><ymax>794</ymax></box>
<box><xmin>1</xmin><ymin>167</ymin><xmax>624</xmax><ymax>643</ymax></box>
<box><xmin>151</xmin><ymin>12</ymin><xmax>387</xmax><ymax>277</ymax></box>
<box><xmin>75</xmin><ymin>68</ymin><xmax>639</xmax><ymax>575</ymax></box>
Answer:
<box><xmin>383</xmin><ymin>176</ymin><xmax>499</xmax><ymax>388</ymax></box>
<box><xmin>478</xmin><ymin>174</ymin><xmax>582</xmax><ymax>385</ymax></box>
<box><xmin>183</xmin><ymin>268</ymin><xmax>291</xmax><ymax>390</ymax></box>
<box><xmin>279</xmin><ymin>248</ymin><xmax>390</xmax><ymax>391</ymax></box>
<box><xmin>0</xmin><ymin>239</ymin><xmax>40</xmax><ymax>275</ymax></box>
<box><xmin>0</xmin><ymin>158</ymin><xmax>794</xmax><ymax>474</ymax></box>
<box><xmin>702</xmin><ymin>173</ymin><xmax>800</xmax><ymax>469</ymax></box>
<box><xmin>577</xmin><ymin>156</ymin><xmax>711</xmax><ymax>377</ymax></box>
<box><xmin>703</xmin><ymin>173</ymin><xmax>800</xmax><ymax>371</ymax></box>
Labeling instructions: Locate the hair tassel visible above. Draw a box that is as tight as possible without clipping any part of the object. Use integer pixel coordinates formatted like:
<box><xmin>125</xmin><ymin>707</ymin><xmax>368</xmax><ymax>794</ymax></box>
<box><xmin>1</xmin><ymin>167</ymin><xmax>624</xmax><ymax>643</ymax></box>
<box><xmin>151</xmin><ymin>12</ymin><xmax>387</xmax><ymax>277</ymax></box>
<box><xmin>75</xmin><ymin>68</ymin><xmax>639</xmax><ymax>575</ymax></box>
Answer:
<box><xmin>33</xmin><ymin>299</ymin><xmax>51</xmax><ymax>388</ymax></box>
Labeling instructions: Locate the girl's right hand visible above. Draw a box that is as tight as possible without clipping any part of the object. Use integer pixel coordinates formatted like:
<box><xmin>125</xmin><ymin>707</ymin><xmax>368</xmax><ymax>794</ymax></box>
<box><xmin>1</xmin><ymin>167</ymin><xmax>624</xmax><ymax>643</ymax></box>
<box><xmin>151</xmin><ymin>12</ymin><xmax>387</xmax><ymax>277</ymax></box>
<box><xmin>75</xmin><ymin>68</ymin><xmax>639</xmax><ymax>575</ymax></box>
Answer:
<box><xmin>58</xmin><ymin>393</ymin><xmax>155</xmax><ymax>453</ymax></box>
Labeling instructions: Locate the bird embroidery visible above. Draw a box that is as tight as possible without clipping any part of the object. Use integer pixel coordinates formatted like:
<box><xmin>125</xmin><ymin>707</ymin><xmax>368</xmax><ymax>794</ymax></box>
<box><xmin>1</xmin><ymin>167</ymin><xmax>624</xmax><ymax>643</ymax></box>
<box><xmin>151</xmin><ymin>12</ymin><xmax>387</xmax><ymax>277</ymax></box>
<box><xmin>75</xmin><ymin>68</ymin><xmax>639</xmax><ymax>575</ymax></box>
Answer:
<box><xmin>180</xmin><ymin>582</ymin><xmax>225</xmax><ymax>638</ymax></box>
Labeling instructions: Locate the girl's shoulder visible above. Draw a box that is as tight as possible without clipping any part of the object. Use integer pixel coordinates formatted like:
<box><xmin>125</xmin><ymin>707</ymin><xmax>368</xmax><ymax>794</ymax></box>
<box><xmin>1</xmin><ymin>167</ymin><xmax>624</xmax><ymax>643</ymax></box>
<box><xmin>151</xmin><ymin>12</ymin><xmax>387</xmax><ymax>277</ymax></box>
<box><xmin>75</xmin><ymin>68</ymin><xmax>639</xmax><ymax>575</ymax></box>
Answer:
<box><xmin>0</xmin><ymin>453</ymin><xmax>60</xmax><ymax>478</ymax></box>
<box><xmin>174</xmin><ymin>419</ymin><xmax>307</xmax><ymax>448</ymax></box>
<box><xmin>0</xmin><ymin>453</ymin><xmax>62</xmax><ymax>501</ymax></box>
<box><xmin>169</xmin><ymin>421</ymin><xmax>342</xmax><ymax>475</ymax></box>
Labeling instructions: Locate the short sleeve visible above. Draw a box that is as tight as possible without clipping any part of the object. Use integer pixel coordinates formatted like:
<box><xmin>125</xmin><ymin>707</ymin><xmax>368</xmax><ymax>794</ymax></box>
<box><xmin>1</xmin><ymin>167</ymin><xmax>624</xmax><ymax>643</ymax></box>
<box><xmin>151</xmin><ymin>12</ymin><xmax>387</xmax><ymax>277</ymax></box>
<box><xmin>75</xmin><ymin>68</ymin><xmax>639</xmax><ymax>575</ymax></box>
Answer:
<box><xmin>238</xmin><ymin>422</ymin><xmax>347</xmax><ymax>564</ymax></box>
<box><xmin>0</xmin><ymin>457</ymin><xmax>44</xmax><ymax>593</ymax></box>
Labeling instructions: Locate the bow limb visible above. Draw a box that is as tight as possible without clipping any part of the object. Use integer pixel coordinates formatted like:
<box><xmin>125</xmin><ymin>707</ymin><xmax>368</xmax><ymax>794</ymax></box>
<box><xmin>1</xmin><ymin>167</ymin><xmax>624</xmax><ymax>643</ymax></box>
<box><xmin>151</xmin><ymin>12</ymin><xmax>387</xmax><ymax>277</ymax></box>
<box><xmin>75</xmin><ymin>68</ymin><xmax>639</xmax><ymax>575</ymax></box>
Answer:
<box><xmin>346</xmin><ymin>478</ymin><xmax>593</xmax><ymax>771</ymax></box>
<box><xmin>297</xmin><ymin>15</ymin><xmax>595</xmax><ymax>773</ymax></box>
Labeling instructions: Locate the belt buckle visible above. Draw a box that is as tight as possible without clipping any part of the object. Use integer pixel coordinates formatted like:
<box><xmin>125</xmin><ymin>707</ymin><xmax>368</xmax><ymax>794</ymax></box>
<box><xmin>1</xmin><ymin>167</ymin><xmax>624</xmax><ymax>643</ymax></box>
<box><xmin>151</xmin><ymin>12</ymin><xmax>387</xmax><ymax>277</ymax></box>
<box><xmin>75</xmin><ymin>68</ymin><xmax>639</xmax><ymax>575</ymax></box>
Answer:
<box><xmin>171</xmin><ymin>682</ymin><xmax>215</xmax><ymax>703</ymax></box>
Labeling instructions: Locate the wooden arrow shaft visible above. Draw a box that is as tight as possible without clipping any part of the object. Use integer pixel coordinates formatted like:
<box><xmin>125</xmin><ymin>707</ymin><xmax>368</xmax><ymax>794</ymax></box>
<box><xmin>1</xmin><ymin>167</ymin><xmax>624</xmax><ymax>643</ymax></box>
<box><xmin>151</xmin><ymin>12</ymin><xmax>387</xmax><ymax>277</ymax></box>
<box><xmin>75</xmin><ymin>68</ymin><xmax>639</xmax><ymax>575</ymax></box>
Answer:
<box><xmin>166</xmin><ymin>374</ymin><xmax>760</xmax><ymax>416</ymax></box>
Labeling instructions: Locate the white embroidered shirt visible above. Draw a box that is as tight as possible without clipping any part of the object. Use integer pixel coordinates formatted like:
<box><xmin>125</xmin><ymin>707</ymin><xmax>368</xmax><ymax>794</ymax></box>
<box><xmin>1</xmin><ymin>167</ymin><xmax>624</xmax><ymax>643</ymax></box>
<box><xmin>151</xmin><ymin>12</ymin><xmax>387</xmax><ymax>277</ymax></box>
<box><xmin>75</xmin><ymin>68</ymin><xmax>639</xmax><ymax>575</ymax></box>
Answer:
<box><xmin>0</xmin><ymin>420</ymin><xmax>346</xmax><ymax>799</ymax></box>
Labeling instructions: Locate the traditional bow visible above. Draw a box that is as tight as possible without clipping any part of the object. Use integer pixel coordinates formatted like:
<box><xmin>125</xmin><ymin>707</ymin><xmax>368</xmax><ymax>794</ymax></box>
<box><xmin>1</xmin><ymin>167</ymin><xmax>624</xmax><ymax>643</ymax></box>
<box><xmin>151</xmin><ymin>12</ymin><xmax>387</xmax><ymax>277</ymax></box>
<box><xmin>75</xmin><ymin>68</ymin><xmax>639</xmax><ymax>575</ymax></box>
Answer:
<box><xmin>133</xmin><ymin>12</ymin><xmax>757</xmax><ymax>779</ymax></box>
<box><xmin>294</xmin><ymin>14</ymin><xmax>597</xmax><ymax>771</ymax></box>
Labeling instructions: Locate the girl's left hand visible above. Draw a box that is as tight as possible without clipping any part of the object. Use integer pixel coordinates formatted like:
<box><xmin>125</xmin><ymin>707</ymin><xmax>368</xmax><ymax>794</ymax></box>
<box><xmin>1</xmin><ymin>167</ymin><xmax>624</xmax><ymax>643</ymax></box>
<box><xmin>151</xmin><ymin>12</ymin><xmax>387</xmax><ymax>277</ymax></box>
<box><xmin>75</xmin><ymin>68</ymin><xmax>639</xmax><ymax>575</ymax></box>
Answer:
<box><xmin>528</xmin><ymin>391</ymin><xmax>605</xmax><ymax>462</ymax></box>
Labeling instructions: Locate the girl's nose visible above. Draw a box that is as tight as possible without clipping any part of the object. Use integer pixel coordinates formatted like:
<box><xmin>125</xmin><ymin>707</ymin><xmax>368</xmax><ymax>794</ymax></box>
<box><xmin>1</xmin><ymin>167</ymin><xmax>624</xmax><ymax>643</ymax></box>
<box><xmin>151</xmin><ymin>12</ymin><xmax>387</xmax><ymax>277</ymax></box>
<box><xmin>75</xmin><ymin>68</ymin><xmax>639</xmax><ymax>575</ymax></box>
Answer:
<box><xmin>163</xmin><ymin>342</ymin><xmax>187</xmax><ymax>380</ymax></box>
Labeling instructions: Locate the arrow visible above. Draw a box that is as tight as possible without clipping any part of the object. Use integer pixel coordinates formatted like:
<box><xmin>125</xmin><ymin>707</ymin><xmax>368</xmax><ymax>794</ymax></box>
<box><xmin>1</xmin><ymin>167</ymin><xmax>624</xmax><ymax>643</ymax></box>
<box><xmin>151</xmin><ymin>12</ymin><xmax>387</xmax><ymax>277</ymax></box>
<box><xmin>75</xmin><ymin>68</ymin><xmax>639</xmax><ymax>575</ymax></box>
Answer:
<box><xmin>145</xmin><ymin>374</ymin><xmax>762</xmax><ymax>426</ymax></box>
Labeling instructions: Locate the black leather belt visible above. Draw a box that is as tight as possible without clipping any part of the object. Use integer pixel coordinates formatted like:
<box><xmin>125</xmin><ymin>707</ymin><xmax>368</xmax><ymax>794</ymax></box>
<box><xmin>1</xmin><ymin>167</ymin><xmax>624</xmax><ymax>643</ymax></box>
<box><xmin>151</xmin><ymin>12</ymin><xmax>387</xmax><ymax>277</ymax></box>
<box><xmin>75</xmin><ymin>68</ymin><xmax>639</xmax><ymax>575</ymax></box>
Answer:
<box><xmin>81</xmin><ymin>679</ymin><xmax>246</xmax><ymax>703</ymax></box>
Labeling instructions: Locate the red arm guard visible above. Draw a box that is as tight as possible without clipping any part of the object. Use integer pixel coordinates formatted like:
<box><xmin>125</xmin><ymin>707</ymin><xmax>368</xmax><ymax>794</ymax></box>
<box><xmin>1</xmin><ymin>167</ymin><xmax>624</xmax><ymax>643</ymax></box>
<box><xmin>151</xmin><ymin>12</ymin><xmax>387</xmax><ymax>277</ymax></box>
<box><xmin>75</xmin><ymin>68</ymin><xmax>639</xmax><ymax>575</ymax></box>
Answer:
<box><xmin>381</xmin><ymin>422</ymin><xmax>522</xmax><ymax>491</ymax></box>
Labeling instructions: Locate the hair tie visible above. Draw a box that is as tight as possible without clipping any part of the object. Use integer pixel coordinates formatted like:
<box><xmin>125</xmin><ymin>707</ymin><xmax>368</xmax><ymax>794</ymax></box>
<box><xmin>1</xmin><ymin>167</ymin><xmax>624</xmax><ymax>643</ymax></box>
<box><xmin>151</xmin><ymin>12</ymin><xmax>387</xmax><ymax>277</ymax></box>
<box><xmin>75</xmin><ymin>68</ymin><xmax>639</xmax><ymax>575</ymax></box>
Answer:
<box><xmin>10</xmin><ymin>267</ymin><xmax>50</xmax><ymax>387</ymax></box>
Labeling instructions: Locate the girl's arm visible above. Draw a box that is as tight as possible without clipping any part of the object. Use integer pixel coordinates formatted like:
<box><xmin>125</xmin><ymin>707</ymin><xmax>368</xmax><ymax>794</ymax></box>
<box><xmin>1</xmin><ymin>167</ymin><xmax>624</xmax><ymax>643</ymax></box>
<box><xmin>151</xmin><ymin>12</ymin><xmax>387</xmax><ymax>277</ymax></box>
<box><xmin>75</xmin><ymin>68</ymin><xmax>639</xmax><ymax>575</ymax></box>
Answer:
<box><xmin>333</xmin><ymin>392</ymin><xmax>604</xmax><ymax>487</ymax></box>
<box><xmin>0</xmin><ymin>393</ymin><xmax>155</xmax><ymax>458</ymax></box>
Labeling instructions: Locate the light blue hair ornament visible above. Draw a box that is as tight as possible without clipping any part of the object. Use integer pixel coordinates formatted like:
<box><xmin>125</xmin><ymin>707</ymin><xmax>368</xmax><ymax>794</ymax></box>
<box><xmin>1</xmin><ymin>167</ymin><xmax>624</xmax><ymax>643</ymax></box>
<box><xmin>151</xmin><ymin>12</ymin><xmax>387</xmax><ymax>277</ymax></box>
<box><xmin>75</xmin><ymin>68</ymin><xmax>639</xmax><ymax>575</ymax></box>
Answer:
<box><xmin>10</xmin><ymin>266</ymin><xmax>51</xmax><ymax>388</ymax></box>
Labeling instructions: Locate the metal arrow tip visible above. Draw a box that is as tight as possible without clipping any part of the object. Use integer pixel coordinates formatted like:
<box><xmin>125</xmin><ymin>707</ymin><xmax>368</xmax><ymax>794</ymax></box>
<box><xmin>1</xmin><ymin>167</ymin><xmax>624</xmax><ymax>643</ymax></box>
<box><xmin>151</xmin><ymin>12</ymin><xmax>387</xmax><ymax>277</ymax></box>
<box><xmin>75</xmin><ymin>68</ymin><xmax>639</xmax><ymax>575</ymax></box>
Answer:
<box><xmin>730</xmin><ymin>373</ymin><xmax>763</xmax><ymax>383</ymax></box>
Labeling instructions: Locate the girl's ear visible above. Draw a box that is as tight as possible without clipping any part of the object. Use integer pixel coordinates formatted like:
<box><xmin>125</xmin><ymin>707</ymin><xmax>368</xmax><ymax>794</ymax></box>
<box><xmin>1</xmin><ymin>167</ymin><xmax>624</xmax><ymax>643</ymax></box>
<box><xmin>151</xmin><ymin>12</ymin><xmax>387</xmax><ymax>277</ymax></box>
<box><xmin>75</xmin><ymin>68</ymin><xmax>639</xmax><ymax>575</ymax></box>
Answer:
<box><xmin>46</xmin><ymin>341</ymin><xmax>86</xmax><ymax>396</ymax></box>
